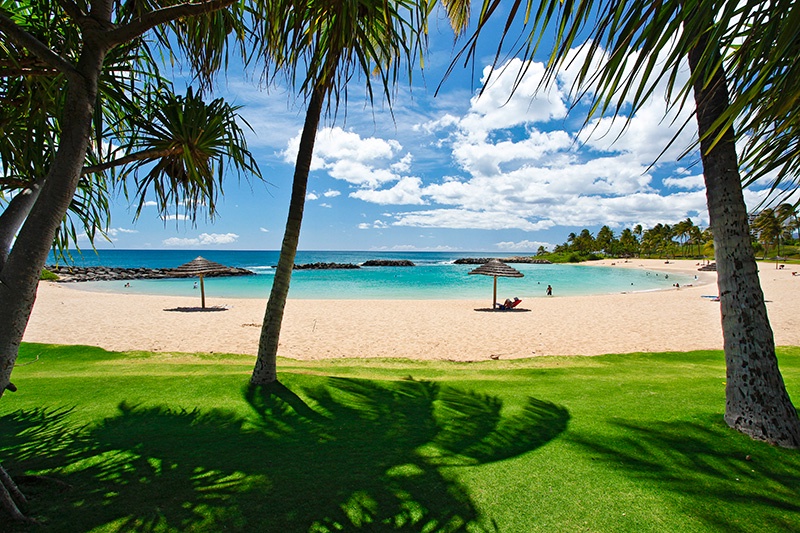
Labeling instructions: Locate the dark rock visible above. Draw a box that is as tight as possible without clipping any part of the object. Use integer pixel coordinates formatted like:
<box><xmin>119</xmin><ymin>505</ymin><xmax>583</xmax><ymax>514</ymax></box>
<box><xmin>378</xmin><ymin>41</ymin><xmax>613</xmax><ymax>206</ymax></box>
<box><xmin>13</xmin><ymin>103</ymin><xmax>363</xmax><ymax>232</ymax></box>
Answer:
<box><xmin>293</xmin><ymin>262</ymin><xmax>360</xmax><ymax>270</ymax></box>
<box><xmin>45</xmin><ymin>265</ymin><xmax>255</xmax><ymax>282</ymax></box>
<box><xmin>361</xmin><ymin>259</ymin><xmax>415</xmax><ymax>267</ymax></box>
<box><xmin>454</xmin><ymin>256</ymin><xmax>552</xmax><ymax>265</ymax></box>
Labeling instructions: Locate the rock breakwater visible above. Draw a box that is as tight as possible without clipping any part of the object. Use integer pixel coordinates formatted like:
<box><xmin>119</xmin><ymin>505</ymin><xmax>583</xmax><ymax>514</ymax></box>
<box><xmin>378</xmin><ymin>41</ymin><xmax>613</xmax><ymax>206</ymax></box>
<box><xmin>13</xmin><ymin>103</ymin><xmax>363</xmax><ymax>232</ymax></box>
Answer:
<box><xmin>45</xmin><ymin>265</ymin><xmax>254</xmax><ymax>282</ymax></box>
<box><xmin>453</xmin><ymin>256</ymin><xmax>552</xmax><ymax>265</ymax></box>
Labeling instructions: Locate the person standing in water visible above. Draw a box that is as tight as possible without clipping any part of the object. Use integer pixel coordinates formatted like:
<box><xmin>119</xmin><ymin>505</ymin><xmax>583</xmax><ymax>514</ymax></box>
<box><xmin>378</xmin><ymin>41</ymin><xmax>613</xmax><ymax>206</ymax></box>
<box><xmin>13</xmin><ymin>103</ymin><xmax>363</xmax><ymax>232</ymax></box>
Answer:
<box><xmin>546</xmin><ymin>285</ymin><xmax>552</xmax><ymax>296</ymax></box>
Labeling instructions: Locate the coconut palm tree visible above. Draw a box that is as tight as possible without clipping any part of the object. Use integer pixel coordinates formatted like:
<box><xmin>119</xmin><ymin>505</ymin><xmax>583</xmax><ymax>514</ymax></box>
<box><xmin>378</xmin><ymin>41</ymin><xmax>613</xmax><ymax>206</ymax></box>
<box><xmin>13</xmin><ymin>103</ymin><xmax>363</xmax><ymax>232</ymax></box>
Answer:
<box><xmin>249</xmin><ymin>0</ymin><xmax>469</xmax><ymax>384</ymax></box>
<box><xmin>460</xmin><ymin>0</ymin><xmax>800</xmax><ymax>446</ymax></box>
<box><xmin>0</xmin><ymin>0</ymin><xmax>261</xmax><ymax>520</ymax></box>
<box><xmin>752</xmin><ymin>209</ymin><xmax>781</xmax><ymax>258</ymax></box>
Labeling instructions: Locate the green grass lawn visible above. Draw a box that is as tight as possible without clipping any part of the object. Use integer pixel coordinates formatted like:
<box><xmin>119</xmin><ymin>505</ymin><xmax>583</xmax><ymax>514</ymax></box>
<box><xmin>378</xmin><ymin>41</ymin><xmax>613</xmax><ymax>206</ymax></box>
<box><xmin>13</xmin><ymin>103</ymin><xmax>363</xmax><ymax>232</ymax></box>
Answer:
<box><xmin>2</xmin><ymin>343</ymin><xmax>800</xmax><ymax>532</ymax></box>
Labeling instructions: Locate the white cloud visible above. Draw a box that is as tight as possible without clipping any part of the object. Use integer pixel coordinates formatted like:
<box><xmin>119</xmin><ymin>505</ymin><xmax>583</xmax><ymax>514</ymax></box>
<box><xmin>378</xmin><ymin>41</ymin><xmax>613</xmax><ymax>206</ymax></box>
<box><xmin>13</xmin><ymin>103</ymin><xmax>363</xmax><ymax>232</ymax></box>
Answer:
<box><xmin>320</xmin><ymin>203</ymin><xmax>332</xmax><ymax>208</ymax></box>
<box><xmin>496</xmin><ymin>240</ymin><xmax>553</xmax><ymax>251</ymax></box>
<box><xmin>161</xmin><ymin>214</ymin><xmax>190</xmax><ymax>221</ymax></box>
<box><xmin>259</xmin><ymin>227</ymin><xmax>269</xmax><ymax>233</ymax></box>
<box><xmin>663</xmin><ymin>174</ymin><xmax>705</xmax><ymax>190</ymax></box>
<box><xmin>322</xmin><ymin>190</ymin><xmax>341</xmax><ymax>198</ymax></box>
<box><xmin>350</xmin><ymin>177</ymin><xmax>427</xmax><ymax>205</ymax></box>
<box><xmin>162</xmin><ymin>232</ymin><xmax>240</xmax><ymax>247</ymax></box>
<box><xmin>306</xmin><ymin>192</ymin><xmax>319</xmax><ymax>201</ymax></box>
<box><xmin>106</xmin><ymin>227</ymin><xmax>139</xmax><ymax>237</ymax></box>
<box><xmin>358</xmin><ymin>220</ymin><xmax>388</xmax><ymax>229</ymax></box>
<box><xmin>392</xmin><ymin>209</ymin><xmax>555</xmax><ymax>231</ymax></box>
<box><xmin>142</xmin><ymin>201</ymin><xmax>158</xmax><ymax>207</ymax></box>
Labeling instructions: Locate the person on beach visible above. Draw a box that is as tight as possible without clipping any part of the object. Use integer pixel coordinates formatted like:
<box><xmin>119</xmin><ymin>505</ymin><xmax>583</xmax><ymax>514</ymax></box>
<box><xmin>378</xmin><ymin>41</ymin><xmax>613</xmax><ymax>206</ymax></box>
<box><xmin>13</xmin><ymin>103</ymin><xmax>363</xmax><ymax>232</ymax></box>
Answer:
<box><xmin>546</xmin><ymin>285</ymin><xmax>552</xmax><ymax>296</ymax></box>
<box><xmin>495</xmin><ymin>297</ymin><xmax>521</xmax><ymax>310</ymax></box>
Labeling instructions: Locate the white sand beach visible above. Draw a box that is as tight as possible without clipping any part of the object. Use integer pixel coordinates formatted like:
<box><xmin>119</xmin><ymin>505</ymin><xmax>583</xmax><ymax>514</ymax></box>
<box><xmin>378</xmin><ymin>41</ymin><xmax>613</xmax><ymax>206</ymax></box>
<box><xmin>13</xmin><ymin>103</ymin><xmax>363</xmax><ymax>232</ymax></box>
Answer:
<box><xmin>23</xmin><ymin>259</ymin><xmax>800</xmax><ymax>361</ymax></box>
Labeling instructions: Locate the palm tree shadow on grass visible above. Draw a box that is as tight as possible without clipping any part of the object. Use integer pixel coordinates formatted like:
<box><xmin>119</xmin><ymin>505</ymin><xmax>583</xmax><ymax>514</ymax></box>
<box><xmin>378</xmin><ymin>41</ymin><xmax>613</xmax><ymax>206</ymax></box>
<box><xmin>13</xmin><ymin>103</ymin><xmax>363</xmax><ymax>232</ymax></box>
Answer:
<box><xmin>570</xmin><ymin>416</ymin><xmax>800</xmax><ymax>532</ymax></box>
<box><xmin>2</xmin><ymin>378</ymin><xmax>569</xmax><ymax>532</ymax></box>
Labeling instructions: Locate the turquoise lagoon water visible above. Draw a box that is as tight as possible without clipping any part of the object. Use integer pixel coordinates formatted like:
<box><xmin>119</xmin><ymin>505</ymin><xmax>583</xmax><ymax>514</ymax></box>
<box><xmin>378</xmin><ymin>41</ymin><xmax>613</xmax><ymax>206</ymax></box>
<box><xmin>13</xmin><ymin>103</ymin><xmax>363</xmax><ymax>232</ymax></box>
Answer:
<box><xmin>51</xmin><ymin>250</ymin><xmax>695</xmax><ymax>300</ymax></box>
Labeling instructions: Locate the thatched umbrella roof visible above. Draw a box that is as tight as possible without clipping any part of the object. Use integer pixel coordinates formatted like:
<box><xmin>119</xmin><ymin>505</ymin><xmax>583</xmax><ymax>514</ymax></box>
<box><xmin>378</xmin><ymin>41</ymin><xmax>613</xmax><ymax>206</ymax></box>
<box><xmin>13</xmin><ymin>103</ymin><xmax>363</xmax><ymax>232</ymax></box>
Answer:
<box><xmin>468</xmin><ymin>259</ymin><xmax>524</xmax><ymax>310</ymax></box>
<box><xmin>172</xmin><ymin>256</ymin><xmax>230</xmax><ymax>309</ymax></box>
<box><xmin>172</xmin><ymin>256</ymin><xmax>230</xmax><ymax>277</ymax></box>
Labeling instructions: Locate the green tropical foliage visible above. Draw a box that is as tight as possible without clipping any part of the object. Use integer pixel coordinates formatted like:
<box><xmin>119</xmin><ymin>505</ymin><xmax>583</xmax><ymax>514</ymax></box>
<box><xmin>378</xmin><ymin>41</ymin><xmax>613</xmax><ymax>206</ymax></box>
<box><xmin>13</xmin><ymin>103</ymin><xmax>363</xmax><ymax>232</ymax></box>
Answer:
<box><xmin>0</xmin><ymin>0</ymin><xmax>265</xmax><ymax>521</ymax></box>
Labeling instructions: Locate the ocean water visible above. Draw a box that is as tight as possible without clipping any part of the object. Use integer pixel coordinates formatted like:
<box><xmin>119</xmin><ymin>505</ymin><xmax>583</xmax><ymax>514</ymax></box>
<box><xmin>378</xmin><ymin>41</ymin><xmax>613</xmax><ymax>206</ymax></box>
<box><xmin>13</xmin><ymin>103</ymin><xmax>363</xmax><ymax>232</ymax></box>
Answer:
<box><xmin>49</xmin><ymin>250</ymin><xmax>695</xmax><ymax>300</ymax></box>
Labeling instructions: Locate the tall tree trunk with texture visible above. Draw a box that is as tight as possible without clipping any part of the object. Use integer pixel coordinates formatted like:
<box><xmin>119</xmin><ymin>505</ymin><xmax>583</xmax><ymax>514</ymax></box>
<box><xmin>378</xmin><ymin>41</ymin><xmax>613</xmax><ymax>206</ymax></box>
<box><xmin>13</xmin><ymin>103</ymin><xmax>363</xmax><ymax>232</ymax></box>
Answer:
<box><xmin>0</xmin><ymin>36</ymin><xmax>107</xmax><ymax>521</ymax></box>
<box><xmin>251</xmin><ymin>86</ymin><xmax>325</xmax><ymax>384</ymax></box>
<box><xmin>688</xmin><ymin>23</ymin><xmax>800</xmax><ymax>448</ymax></box>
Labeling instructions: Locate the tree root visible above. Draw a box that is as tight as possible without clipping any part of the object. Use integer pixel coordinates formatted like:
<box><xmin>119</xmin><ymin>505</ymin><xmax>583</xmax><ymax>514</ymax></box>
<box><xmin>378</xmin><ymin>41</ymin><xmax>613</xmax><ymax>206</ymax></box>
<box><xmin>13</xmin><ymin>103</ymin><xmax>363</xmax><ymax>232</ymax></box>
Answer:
<box><xmin>0</xmin><ymin>463</ymin><xmax>37</xmax><ymax>524</ymax></box>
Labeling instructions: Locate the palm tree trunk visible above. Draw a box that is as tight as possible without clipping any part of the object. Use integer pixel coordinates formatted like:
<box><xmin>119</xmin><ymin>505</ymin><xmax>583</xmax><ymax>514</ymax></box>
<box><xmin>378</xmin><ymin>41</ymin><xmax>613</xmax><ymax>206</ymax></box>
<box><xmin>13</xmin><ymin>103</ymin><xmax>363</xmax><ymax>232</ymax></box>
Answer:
<box><xmin>251</xmin><ymin>86</ymin><xmax>325</xmax><ymax>385</ymax></box>
<box><xmin>688</xmin><ymin>24</ymin><xmax>800</xmax><ymax>447</ymax></box>
<box><xmin>0</xmin><ymin>41</ymin><xmax>105</xmax><ymax>521</ymax></box>
<box><xmin>0</xmin><ymin>177</ymin><xmax>44</xmax><ymax>271</ymax></box>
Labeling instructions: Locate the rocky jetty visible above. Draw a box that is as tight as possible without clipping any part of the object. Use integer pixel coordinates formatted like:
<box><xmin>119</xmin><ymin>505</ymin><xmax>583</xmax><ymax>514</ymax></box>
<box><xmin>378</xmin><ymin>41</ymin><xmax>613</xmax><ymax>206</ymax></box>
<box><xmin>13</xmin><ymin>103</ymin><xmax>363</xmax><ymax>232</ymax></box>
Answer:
<box><xmin>361</xmin><ymin>259</ymin><xmax>415</xmax><ymax>267</ymax></box>
<box><xmin>698</xmin><ymin>262</ymin><xmax>717</xmax><ymax>271</ymax></box>
<box><xmin>45</xmin><ymin>265</ymin><xmax>254</xmax><ymax>282</ymax></box>
<box><xmin>454</xmin><ymin>256</ymin><xmax>552</xmax><ymax>265</ymax></box>
<box><xmin>293</xmin><ymin>262</ymin><xmax>360</xmax><ymax>270</ymax></box>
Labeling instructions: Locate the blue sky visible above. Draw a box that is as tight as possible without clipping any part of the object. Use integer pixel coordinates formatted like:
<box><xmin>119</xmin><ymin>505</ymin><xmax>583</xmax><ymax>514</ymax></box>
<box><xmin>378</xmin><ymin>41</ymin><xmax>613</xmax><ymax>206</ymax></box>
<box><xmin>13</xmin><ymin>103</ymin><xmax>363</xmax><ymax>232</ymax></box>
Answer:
<box><xmin>93</xmin><ymin>8</ymin><xmax>785</xmax><ymax>253</ymax></box>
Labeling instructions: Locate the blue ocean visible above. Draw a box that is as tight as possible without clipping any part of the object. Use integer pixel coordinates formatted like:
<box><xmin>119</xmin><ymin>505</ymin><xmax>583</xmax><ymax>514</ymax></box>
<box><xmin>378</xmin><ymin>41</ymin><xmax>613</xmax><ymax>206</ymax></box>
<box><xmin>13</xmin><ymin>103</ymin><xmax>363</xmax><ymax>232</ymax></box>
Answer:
<box><xmin>49</xmin><ymin>250</ymin><xmax>693</xmax><ymax>300</ymax></box>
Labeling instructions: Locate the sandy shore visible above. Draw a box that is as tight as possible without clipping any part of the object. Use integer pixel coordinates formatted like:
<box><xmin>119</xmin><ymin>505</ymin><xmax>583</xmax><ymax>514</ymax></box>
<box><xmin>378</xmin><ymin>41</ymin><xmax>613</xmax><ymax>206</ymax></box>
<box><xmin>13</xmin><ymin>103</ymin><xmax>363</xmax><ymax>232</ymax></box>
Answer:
<box><xmin>23</xmin><ymin>259</ymin><xmax>800</xmax><ymax>361</ymax></box>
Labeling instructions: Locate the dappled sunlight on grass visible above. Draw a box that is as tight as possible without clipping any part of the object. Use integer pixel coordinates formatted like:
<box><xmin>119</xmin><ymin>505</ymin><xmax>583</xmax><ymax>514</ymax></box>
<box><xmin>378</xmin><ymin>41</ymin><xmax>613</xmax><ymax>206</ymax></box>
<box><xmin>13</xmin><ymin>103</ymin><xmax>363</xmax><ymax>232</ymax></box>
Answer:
<box><xmin>570</xmin><ymin>417</ymin><xmax>800</xmax><ymax>532</ymax></box>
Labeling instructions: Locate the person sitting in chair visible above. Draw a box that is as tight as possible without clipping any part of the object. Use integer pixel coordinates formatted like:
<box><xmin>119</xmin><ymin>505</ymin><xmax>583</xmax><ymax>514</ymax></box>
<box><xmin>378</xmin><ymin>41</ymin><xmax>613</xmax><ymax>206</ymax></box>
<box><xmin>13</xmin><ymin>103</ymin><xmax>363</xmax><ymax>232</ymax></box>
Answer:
<box><xmin>495</xmin><ymin>297</ymin><xmax>522</xmax><ymax>310</ymax></box>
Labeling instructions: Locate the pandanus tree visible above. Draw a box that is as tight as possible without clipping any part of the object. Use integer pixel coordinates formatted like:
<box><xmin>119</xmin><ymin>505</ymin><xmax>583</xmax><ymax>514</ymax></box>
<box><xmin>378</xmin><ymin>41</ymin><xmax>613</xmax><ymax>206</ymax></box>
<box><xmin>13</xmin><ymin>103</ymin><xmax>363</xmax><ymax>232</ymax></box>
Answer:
<box><xmin>0</xmin><ymin>0</ymin><xmax>260</xmax><ymax>521</ymax></box>
<box><xmin>249</xmin><ymin>0</ymin><xmax>469</xmax><ymax>384</ymax></box>
<box><xmin>460</xmin><ymin>0</ymin><xmax>800</xmax><ymax>446</ymax></box>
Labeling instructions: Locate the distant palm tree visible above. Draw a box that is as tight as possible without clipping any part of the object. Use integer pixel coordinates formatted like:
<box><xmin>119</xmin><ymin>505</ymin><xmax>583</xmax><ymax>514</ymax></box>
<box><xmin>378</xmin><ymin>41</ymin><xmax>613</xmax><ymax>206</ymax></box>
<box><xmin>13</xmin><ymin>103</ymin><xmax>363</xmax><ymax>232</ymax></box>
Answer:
<box><xmin>753</xmin><ymin>209</ymin><xmax>782</xmax><ymax>258</ymax></box>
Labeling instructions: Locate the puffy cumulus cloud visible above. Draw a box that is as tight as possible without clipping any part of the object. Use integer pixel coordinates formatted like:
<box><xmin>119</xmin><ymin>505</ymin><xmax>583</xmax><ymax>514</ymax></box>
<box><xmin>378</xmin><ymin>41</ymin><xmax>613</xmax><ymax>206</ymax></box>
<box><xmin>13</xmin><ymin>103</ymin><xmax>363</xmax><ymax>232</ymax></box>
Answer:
<box><xmin>544</xmin><ymin>191</ymin><xmax>710</xmax><ymax>228</ymax></box>
<box><xmin>326</xmin><ymin>159</ymin><xmax>401</xmax><ymax>187</ymax></box>
<box><xmin>451</xmin><ymin>130</ymin><xmax>574</xmax><ymax>177</ymax></box>
<box><xmin>306</xmin><ymin>192</ymin><xmax>319</xmax><ymax>201</ymax></box>
<box><xmin>663</xmin><ymin>174</ymin><xmax>705</xmax><ymax>190</ymax></box>
<box><xmin>496</xmin><ymin>240</ymin><xmax>554</xmax><ymax>251</ymax></box>
<box><xmin>367</xmin><ymin>51</ymin><xmax>709</xmax><ymax>233</ymax></box>
<box><xmin>283</xmin><ymin>126</ymin><xmax>413</xmax><ymax>188</ymax></box>
<box><xmin>322</xmin><ymin>189</ymin><xmax>341</xmax><ymax>198</ymax></box>
<box><xmin>393</xmin><ymin>209</ymin><xmax>555</xmax><ymax>231</ymax></box>
<box><xmin>283</xmin><ymin>126</ymin><xmax>402</xmax><ymax>179</ymax></box>
<box><xmin>577</xmin><ymin>95</ymin><xmax>696</xmax><ymax>162</ymax></box>
<box><xmin>391</xmin><ymin>153</ymin><xmax>413</xmax><ymax>173</ymax></box>
<box><xmin>350</xmin><ymin>177</ymin><xmax>426</xmax><ymax>205</ymax></box>
<box><xmin>459</xmin><ymin>59</ymin><xmax>569</xmax><ymax>143</ymax></box>
<box><xmin>163</xmin><ymin>233</ymin><xmax>239</xmax><ymax>246</ymax></box>
<box><xmin>288</xmin><ymin>49</ymin><xmax>714</xmax><ymax>235</ymax></box>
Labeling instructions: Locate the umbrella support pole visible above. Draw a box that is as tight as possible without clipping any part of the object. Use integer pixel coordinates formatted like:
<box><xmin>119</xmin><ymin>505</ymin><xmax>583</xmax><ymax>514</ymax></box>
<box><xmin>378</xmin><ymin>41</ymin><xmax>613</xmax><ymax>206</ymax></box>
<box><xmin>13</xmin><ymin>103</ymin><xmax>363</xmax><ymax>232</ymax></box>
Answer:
<box><xmin>200</xmin><ymin>275</ymin><xmax>206</xmax><ymax>309</ymax></box>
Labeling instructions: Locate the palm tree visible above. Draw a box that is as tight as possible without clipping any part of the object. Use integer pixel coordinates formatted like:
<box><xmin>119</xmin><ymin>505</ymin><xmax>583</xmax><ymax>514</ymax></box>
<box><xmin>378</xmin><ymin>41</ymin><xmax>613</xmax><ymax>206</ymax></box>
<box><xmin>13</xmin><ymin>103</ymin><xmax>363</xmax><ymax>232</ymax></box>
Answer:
<box><xmin>0</xmin><ymin>0</ymin><xmax>260</xmax><ymax>521</ymax></box>
<box><xmin>752</xmin><ymin>209</ymin><xmax>781</xmax><ymax>258</ymax></box>
<box><xmin>776</xmin><ymin>203</ymin><xmax>798</xmax><ymax>244</ymax></box>
<box><xmin>249</xmin><ymin>0</ymin><xmax>469</xmax><ymax>384</ymax></box>
<box><xmin>619</xmin><ymin>227</ymin><xmax>638</xmax><ymax>257</ymax></box>
<box><xmin>461</xmin><ymin>0</ymin><xmax>800</xmax><ymax>446</ymax></box>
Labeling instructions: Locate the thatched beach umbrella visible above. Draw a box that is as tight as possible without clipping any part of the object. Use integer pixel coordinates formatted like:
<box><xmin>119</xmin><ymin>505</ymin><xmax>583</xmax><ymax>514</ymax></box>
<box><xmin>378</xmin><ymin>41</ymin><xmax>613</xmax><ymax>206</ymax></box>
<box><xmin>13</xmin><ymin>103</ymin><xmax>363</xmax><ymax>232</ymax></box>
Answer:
<box><xmin>468</xmin><ymin>259</ymin><xmax>524</xmax><ymax>310</ymax></box>
<box><xmin>172</xmin><ymin>256</ymin><xmax>229</xmax><ymax>308</ymax></box>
